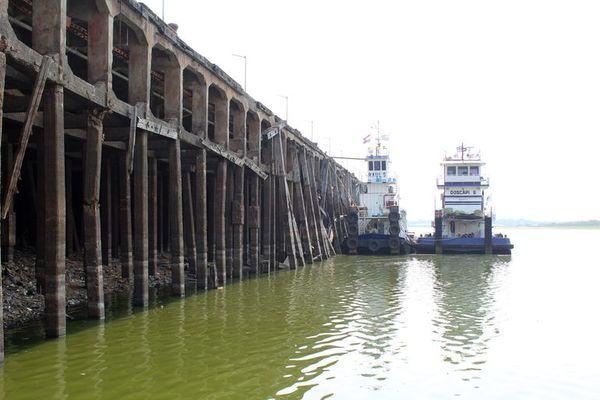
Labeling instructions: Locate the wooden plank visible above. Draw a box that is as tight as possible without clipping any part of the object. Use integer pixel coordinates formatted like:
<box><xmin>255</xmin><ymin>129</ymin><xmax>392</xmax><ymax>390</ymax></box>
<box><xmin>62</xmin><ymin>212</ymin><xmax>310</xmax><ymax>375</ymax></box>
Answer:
<box><xmin>170</xmin><ymin>140</ymin><xmax>185</xmax><ymax>297</ymax></box>
<box><xmin>183</xmin><ymin>171</ymin><xmax>197</xmax><ymax>279</ymax></box>
<box><xmin>300</xmin><ymin>149</ymin><xmax>322</xmax><ymax>261</ymax></box>
<box><xmin>2</xmin><ymin>56</ymin><xmax>50</xmax><ymax>219</ymax></box>
<box><xmin>148</xmin><ymin>158</ymin><xmax>158</xmax><ymax>275</ymax></box>
<box><xmin>125</xmin><ymin>105</ymin><xmax>138</xmax><ymax>175</ymax></box>
<box><xmin>137</xmin><ymin>117</ymin><xmax>178</xmax><ymax>139</ymax></box>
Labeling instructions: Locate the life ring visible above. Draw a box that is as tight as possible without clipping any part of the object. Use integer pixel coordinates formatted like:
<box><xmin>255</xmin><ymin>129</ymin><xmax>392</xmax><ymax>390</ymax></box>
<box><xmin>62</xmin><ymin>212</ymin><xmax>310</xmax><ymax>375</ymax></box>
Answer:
<box><xmin>388</xmin><ymin>212</ymin><xmax>400</xmax><ymax>223</ymax></box>
<box><xmin>368</xmin><ymin>240</ymin><xmax>381</xmax><ymax>253</ymax></box>
<box><xmin>389</xmin><ymin>224</ymin><xmax>400</xmax><ymax>236</ymax></box>
<box><xmin>347</xmin><ymin>224</ymin><xmax>358</xmax><ymax>236</ymax></box>
<box><xmin>346</xmin><ymin>238</ymin><xmax>358</xmax><ymax>249</ymax></box>
<box><xmin>389</xmin><ymin>237</ymin><xmax>400</xmax><ymax>249</ymax></box>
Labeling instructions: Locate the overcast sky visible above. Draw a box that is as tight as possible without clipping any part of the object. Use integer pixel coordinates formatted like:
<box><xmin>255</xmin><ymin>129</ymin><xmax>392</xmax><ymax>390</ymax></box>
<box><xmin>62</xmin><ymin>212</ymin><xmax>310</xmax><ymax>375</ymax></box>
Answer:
<box><xmin>142</xmin><ymin>0</ymin><xmax>599</xmax><ymax>221</ymax></box>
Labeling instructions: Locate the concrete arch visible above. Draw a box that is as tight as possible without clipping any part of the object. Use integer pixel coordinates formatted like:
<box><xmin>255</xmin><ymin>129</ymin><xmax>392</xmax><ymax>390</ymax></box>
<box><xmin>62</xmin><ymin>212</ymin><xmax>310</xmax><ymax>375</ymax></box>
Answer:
<box><xmin>182</xmin><ymin>67</ymin><xmax>208</xmax><ymax>135</ymax></box>
<box><xmin>246</xmin><ymin>111</ymin><xmax>260</xmax><ymax>162</ymax></box>
<box><xmin>229</xmin><ymin>97</ymin><xmax>246</xmax><ymax>154</ymax></box>
<box><xmin>208</xmin><ymin>84</ymin><xmax>228</xmax><ymax>145</ymax></box>
<box><xmin>151</xmin><ymin>45</ymin><xmax>182</xmax><ymax>122</ymax></box>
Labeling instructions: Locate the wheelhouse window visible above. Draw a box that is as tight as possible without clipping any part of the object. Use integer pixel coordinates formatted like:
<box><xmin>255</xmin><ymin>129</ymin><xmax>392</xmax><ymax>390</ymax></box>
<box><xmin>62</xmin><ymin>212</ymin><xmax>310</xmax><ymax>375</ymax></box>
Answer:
<box><xmin>374</xmin><ymin>161</ymin><xmax>381</xmax><ymax>171</ymax></box>
<box><xmin>458</xmin><ymin>166</ymin><xmax>468</xmax><ymax>176</ymax></box>
<box><xmin>447</xmin><ymin>166</ymin><xmax>456</xmax><ymax>176</ymax></box>
<box><xmin>381</xmin><ymin>161</ymin><xmax>386</xmax><ymax>171</ymax></box>
<box><xmin>470</xmin><ymin>166</ymin><xmax>479</xmax><ymax>175</ymax></box>
<box><xmin>368</xmin><ymin>161</ymin><xmax>374</xmax><ymax>171</ymax></box>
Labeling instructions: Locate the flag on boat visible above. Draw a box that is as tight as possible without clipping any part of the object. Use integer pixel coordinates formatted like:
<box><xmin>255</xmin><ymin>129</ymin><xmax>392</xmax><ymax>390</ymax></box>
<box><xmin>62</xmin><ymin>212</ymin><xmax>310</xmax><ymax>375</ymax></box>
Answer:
<box><xmin>362</xmin><ymin>134</ymin><xmax>371</xmax><ymax>144</ymax></box>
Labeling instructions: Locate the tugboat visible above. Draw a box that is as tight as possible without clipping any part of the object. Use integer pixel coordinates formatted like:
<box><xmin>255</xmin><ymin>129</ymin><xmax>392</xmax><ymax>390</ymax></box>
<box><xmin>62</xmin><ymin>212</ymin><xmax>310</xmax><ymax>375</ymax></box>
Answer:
<box><xmin>344</xmin><ymin>127</ymin><xmax>413</xmax><ymax>255</ymax></box>
<box><xmin>415</xmin><ymin>144</ymin><xmax>513</xmax><ymax>255</ymax></box>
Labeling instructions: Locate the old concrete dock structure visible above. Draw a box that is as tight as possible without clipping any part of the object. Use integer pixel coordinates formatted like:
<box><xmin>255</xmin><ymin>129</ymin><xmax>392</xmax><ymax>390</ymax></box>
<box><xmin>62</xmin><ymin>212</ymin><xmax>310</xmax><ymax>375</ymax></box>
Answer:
<box><xmin>0</xmin><ymin>0</ymin><xmax>359</xmax><ymax>363</ymax></box>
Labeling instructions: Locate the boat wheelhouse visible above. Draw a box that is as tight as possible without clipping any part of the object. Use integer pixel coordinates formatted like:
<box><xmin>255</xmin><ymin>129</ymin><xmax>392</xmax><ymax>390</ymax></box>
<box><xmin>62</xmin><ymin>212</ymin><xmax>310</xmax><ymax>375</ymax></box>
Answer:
<box><xmin>415</xmin><ymin>144</ymin><xmax>513</xmax><ymax>255</ymax></box>
<box><xmin>343</xmin><ymin>127</ymin><xmax>412</xmax><ymax>255</ymax></box>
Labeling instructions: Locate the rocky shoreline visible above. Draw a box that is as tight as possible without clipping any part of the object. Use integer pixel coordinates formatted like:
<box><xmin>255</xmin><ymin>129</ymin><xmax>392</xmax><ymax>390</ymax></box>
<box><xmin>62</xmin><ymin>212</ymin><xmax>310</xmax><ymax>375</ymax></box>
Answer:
<box><xmin>2</xmin><ymin>248</ymin><xmax>173</xmax><ymax>329</ymax></box>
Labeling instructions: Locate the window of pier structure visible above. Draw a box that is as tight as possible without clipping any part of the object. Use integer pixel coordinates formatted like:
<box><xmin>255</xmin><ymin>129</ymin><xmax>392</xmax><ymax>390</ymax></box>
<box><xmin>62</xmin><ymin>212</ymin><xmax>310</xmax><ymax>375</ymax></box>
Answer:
<box><xmin>469</xmin><ymin>166</ymin><xmax>479</xmax><ymax>176</ymax></box>
<box><xmin>447</xmin><ymin>166</ymin><xmax>456</xmax><ymax>175</ymax></box>
<box><xmin>8</xmin><ymin>0</ymin><xmax>33</xmax><ymax>47</ymax></box>
<box><xmin>458</xmin><ymin>166</ymin><xmax>468</xmax><ymax>176</ymax></box>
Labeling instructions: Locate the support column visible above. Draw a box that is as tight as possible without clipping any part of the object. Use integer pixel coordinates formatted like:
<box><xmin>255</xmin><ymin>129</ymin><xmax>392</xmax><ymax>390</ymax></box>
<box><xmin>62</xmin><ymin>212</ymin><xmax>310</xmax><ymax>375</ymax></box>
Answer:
<box><xmin>36</xmin><ymin>131</ymin><xmax>45</xmax><ymax>293</ymax></box>
<box><xmin>148</xmin><ymin>158</ymin><xmax>158</xmax><ymax>275</ymax></box>
<box><xmin>100</xmin><ymin>159</ymin><xmax>112</xmax><ymax>266</ymax></box>
<box><xmin>119</xmin><ymin>154</ymin><xmax>133</xmax><ymax>278</ymax></box>
<box><xmin>182</xmin><ymin>171</ymin><xmax>197</xmax><ymax>279</ymax></box>
<box><xmin>133</xmin><ymin>130</ymin><xmax>149</xmax><ymax>306</ymax></box>
<box><xmin>87</xmin><ymin>10</ymin><xmax>113</xmax><ymax>89</ymax></box>
<box><xmin>169</xmin><ymin>140</ymin><xmax>184</xmax><ymax>297</ymax></box>
<box><xmin>83</xmin><ymin>109</ymin><xmax>105</xmax><ymax>319</ymax></box>
<box><xmin>301</xmin><ymin>150</ymin><xmax>322</xmax><ymax>261</ymax></box>
<box><xmin>43</xmin><ymin>84</ymin><xmax>66</xmax><ymax>338</ymax></box>
<box><xmin>261</xmin><ymin>175</ymin><xmax>271</xmax><ymax>274</ymax></box>
<box><xmin>247</xmin><ymin>174</ymin><xmax>260</xmax><ymax>275</ymax></box>
<box><xmin>0</xmin><ymin>51</ymin><xmax>6</xmax><ymax>363</ymax></box>
<box><xmin>215</xmin><ymin>159</ymin><xmax>228</xmax><ymax>285</ymax></box>
<box><xmin>195</xmin><ymin>150</ymin><xmax>208</xmax><ymax>289</ymax></box>
<box><xmin>232</xmin><ymin>166</ymin><xmax>245</xmax><ymax>280</ymax></box>
<box><xmin>225</xmin><ymin>167</ymin><xmax>234</xmax><ymax>278</ymax></box>
<box><xmin>2</xmin><ymin>144</ymin><xmax>15</xmax><ymax>263</ymax></box>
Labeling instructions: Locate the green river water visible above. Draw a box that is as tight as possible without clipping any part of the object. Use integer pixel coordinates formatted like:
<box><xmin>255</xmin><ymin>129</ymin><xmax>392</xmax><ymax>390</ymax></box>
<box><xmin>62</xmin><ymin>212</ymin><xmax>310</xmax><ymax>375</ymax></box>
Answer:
<box><xmin>1</xmin><ymin>228</ymin><xmax>599</xmax><ymax>399</ymax></box>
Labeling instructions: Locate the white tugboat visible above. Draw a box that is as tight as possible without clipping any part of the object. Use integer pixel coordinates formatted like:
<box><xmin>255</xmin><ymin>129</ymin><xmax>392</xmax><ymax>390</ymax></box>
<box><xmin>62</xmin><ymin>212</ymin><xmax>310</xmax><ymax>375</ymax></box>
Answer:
<box><xmin>415</xmin><ymin>144</ymin><xmax>513</xmax><ymax>254</ymax></box>
<box><xmin>344</xmin><ymin>127</ymin><xmax>412</xmax><ymax>255</ymax></box>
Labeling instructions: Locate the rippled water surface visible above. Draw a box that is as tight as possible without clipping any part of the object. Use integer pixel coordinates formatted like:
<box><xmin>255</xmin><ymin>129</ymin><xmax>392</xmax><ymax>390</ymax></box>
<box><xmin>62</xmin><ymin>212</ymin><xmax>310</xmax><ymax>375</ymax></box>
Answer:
<box><xmin>2</xmin><ymin>228</ymin><xmax>600</xmax><ymax>399</ymax></box>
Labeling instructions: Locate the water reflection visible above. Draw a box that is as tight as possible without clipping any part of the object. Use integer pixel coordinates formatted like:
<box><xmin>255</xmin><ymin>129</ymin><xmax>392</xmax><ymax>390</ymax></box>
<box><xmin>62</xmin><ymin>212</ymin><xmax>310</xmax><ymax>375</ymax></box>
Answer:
<box><xmin>429</xmin><ymin>255</ymin><xmax>510</xmax><ymax>380</ymax></box>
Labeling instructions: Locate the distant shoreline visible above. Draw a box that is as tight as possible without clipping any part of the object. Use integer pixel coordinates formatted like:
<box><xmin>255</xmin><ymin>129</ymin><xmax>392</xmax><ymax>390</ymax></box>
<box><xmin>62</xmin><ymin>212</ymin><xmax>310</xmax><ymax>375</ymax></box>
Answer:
<box><xmin>409</xmin><ymin>220</ymin><xmax>600</xmax><ymax>229</ymax></box>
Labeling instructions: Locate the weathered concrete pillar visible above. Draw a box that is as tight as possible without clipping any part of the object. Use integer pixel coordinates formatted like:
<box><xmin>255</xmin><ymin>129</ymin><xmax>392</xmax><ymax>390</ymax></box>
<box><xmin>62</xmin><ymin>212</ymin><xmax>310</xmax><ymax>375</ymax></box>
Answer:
<box><xmin>261</xmin><ymin>175</ymin><xmax>272</xmax><ymax>273</ymax></box>
<box><xmin>148</xmin><ymin>158</ymin><xmax>158</xmax><ymax>275</ymax></box>
<box><xmin>43</xmin><ymin>83</ymin><xmax>66</xmax><ymax>338</ymax></box>
<box><xmin>215</xmin><ymin>159</ymin><xmax>228</xmax><ymax>285</ymax></box>
<box><xmin>32</xmin><ymin>0</ymin><xmax>66</xmax><ymax>295</ymax></box>
<box><xmin>87</xmin><ymin>10</ymin><xmax>113</xmax><ymax>89</ymax></box>
<box><xmin>169</xmin><ymin>140</ymin><xmax>184</xmax><ymax>297</ymax></box>
<box><xmin>133</xmin><ymin>129</ymin><xmax>149</xmax><ymax>306</ymax></box>
<box><xmin>36</xmin><ymin>131</ymin><xmax>46</xmax><ymax>293</ymax></box>
<box><xmin>2</xmin><ymin>144</ymin><xmax>15</xmax><ymax>263</ymax></box>
<box><xmin>100</xmin><ymin>159</ymin><xmax>112</xmax><ymax>266</ymax></box>
<box><xmin>119</xmin><ymin>154</ymin><xmax>133</xmax><ymax>278</ymax></box>
<box><xmin>0</xmin><ymin>51</ymin><xmax>6</xmax><ymax>363</ymax></box>
<box><xmin>32</xmin><ymin>0</ymin><xmax>66</xmax><ymax>60</ymax></box>
<box><xmin>83</xmin><ymin>109</ymin><xmax>105</xmax><ymax>319</ymax></box>
<box><xmin>225</xmin><ymin>167</ymin><xmax>234</xmax><ymax>278</ymax></box>
<box><xmin>247</xmin><ymin>174</ymin><xmax>261</xmax><ymax>275</ymax></box>
<box><xmin>195</xmin><ymin>150</ymin><xmax>208</xmax><ymax>288</ymax></box>
<box><xmin>232</xmin><ymin>166</ymin><xmax>245</xmax><ymax>279</ymax></box>
<box><xmin>182</xmin><ymin>171</ymin><xmax>197</xmax><ymax>278</ymax></box>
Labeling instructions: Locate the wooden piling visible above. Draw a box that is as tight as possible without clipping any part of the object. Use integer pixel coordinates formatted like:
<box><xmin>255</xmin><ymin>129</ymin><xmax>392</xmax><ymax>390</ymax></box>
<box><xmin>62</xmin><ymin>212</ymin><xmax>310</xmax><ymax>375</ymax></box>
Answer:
<box><xmin>300</xmin><ymin>149</ymin><xmax>322</xmax><ymax>261</ymax></box>
<box><xmin>261</xmin><ymin>174</ymin><xmax>272</xmax><ymax>273</ymax></box>
<box><xmin>83</xmin><ymin>109</ymin><xmax>105</xmax><ymax>319</ymax></box>
<box><xmin>183</xmin><ymin>171</ymin><xmax>197</xmax><ymax>279</ymax></box>
<box><xmin>225</xmin><ymin>167</ymin><xmax>234</xmax><ymax>278</ymax></box>
<box><xmin>35</xmin><ymin>130</ymin><xmax>45</xmax><ymax>293</ymax></box>
<box><xmin>2</xmin><ymin>144</ymin><xmax>15</xmax><ymax>263</ymax></box>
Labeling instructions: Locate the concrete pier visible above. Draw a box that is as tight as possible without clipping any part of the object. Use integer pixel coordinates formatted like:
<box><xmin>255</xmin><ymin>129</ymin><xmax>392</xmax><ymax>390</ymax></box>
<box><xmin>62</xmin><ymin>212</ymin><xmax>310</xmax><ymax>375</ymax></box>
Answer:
<box><xmin>0</xmin><ymin>0</ymin><xmax>359</xmax><ymax>364</ymax></box>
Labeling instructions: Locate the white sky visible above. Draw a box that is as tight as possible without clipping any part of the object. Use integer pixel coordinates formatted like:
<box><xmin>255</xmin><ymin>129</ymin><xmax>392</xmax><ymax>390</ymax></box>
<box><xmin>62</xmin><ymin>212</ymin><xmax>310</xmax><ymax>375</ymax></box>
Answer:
<box><xmin>142</xmin><ymin>0</ymin><xmax>600</xmax><ymax>221</ymax></box>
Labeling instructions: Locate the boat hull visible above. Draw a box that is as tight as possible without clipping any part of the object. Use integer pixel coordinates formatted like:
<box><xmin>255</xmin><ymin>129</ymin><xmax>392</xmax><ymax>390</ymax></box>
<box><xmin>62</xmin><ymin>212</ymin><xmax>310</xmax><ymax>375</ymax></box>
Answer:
<box><xmin>343</xmin><ymin>233</ymin><xmax>414</xmax><ymax>255</ymax></box>
<box><xmin>414</xmin><ymin>237</ymin><xmax>513</xmax><ymax>255</ymax></box>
